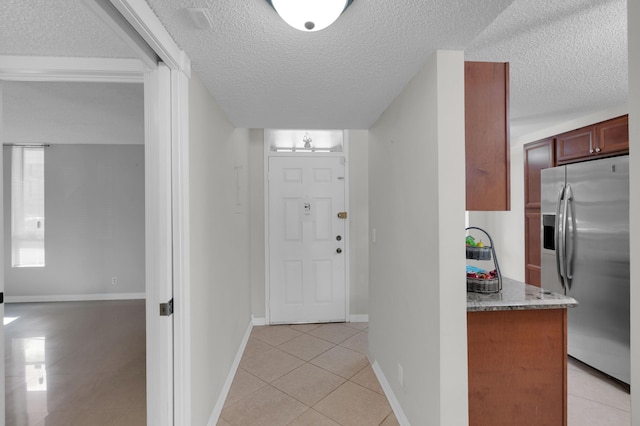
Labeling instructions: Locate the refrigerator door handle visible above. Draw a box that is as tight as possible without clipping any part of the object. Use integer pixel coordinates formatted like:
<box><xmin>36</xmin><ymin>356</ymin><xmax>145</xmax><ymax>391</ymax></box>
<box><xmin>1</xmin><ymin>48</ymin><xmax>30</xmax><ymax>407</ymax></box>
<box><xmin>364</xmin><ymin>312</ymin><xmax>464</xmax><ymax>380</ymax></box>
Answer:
<box><xmin>564</xmin><ymin>185</ymin><xmax>574</xmax><ymax>290</ymax></box>
<box><xmin>554</xmin><ymin>184</ymin><xmax>566</xmax><ymax>290</ymax></box>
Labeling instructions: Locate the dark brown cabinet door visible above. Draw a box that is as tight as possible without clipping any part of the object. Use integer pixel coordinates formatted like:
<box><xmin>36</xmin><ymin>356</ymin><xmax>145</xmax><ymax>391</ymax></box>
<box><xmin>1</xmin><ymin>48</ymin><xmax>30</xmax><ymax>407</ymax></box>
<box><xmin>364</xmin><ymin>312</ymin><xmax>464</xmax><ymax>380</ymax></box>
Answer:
<box><xmin>523</xmin><ymin>138</ymin><xmax>554</xmax><ymax>287</ymax></box>
<box><xmin>525</xmin><ymin>212</ymin><xmax>542</xmax><ymax>286</ymax></box>
<box><xmin>524</xmin><ymin>138</ymin><xmax>554</xmax><ymax>209</ymax></box>
<box><xmin>596</xmin><ymin>115</ymin><xmax>629</xmax><ymax>156</ymax></box>
<box><xmin>465</xmin><ymin>62</ymin><xmax>510</xmax><ymax>211</ymax></box>
<box><xmin>556</xmin><ymin>125</ymin><xmax>595</xmax><ymax>165</ymax></box>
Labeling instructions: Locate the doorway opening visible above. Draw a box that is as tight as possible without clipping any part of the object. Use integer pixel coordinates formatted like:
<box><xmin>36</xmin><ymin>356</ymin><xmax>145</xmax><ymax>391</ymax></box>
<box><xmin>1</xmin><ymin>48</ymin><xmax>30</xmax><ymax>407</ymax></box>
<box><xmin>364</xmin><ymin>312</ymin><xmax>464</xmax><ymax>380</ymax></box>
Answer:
<box><xmin>264</xmin><ymin>129</ymin><xmax>350</xmax><ymax>325</ymax></box>
<box><xmin>2</xmin><ymin>80</ymin><xmax>146</xmax><ymax>424</ymax></box>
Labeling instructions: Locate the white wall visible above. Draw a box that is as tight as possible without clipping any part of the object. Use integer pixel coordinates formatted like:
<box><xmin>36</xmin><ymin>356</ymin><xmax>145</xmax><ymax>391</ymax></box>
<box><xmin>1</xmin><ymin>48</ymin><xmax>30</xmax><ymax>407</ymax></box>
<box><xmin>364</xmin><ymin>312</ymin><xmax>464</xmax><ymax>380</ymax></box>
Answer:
<box><xmin>627</xmin><ymin>2</ymin><xmax>639</xmax><ymax>424</ymax></box>
<box><xmin>249</xmin><ymin>129</ymin><xmax>266</xmax><ymax>318</ymax></box>
<box><xmin>348</xmin><ymin>130</ymin><xmax>369</xmax><ymax>316</ymax></box>
<box><xmin>368</xmin><ymin>50</ymin><xmax>468</xmax><ymax>425</ymax></box>
<box><xmin>188</xmin><ymin>73</ymin><xmax>252</xmax><ymax>426</ymax></box>
<box><xmin>3</xmin><ymin>144</ymin><xmax>145</xmax><ymax>299</ymax></box>
<box><xmin>2</xmin><ymin>82</ymin><xmax>144</xmax><ymax>145</ymax></box>
<box><xmin>469</xmin><ymin>104</ymin><xmax>630</xmax><ymax>282</ymax></box>
<box><xmin>248</xmin><ymin>129</ymin><xmax>371</xmax><ymax>321</ymax></box>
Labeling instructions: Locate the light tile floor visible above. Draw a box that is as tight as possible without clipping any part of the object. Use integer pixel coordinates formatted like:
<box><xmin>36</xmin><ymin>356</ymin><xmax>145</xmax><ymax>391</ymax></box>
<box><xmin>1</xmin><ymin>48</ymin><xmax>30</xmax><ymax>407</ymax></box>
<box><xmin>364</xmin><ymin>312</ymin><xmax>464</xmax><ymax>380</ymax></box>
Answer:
<box><xmin>567</xmin><ymin>357</ymin><xmax>630</xmax><ymax>425</ymax></box>
<box><xmin>4</xmin><ymin>301</ymin><xmax>146</xmax><ymax>426</ymax></box>
<box><xmin>3</xmin><ymin>304</ymin><xmax>631</xmax><ymax>426</ymax></box>
<box><xmin>218</xmin><ymin>322</ymin><xmax>399</xmax><ymax>426</ymax></box>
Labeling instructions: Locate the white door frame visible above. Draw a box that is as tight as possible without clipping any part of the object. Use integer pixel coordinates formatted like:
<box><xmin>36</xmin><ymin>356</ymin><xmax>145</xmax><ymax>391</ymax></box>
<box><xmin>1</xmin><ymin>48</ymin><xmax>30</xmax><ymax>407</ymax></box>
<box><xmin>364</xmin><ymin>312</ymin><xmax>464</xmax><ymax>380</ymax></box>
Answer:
<box><xmin>264</xmin><ymin>132</ymin><xmax>351</xmax><ymax>324</ymax></box>
<box><xmin>0</xmin><ymin>80</ymin><xmax>5</xmax><ymax>426</ymax></box>
<box><xmin>80</xmin><ymin>2</ymin><xmax>192</xmax><ymax>423</ymax></box>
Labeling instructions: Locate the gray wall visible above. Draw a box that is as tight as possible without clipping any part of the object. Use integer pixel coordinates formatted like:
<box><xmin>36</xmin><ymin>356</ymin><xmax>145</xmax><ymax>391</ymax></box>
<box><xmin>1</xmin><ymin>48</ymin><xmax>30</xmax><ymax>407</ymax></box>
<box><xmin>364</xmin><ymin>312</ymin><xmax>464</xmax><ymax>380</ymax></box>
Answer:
<box><xmin>4</xmin><ymin>144</ymin><xmax>145</xmax><ymax>299</ymax></box>
<box><xmin>188</xmin><ymin>73</ymin><xmax>252</xmax><ymax>426</ymax></box>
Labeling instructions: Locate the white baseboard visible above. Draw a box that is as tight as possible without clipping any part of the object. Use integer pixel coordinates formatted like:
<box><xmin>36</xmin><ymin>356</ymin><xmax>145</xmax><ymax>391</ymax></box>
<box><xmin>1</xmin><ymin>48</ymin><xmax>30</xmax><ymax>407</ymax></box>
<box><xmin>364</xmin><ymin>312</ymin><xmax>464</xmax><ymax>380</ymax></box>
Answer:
<box><xmin>5</xmin><ymin>292</ymin><xmax>146</xmax><ymax>303</ymax></box>
<box><xmin>251</xmin><ymin>315</ymin><xmax>366</xmax><ymax>325</ymax></box>
<box><xmin>349</xmin><ymin>314</ymin><xmax>369</xmax><ymax>323</ymax></box>
<box><xmin>208</xmin><ymin>319</ymin><xmax>253</xmax><ymax>426</ymax></box>
<box><xmin>252</xmin><ymin>316</ymin><xmax>267</xmax><ymax>326</ymax></box>
<box><xmin>370</xmin><ymin>359</ymin><xmax>410</xmax><ymax>426</ymax></box>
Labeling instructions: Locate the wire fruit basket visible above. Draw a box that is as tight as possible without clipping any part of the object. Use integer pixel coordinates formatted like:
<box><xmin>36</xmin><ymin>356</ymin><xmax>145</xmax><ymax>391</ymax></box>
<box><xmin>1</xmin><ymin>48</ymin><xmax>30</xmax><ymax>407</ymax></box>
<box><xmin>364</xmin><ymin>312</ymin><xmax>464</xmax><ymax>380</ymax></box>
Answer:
<box><xmin>466</xmin><ymin>226</ymin><xmax>502</xmax><ymax>293</ymax></box>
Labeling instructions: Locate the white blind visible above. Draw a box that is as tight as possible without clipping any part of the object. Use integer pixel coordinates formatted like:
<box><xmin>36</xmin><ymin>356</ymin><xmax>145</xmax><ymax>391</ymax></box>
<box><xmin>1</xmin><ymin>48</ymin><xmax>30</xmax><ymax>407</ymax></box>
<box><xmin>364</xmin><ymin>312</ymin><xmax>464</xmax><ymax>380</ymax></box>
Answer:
<box><xmin>11</xmin><ymin>146</ymin><xmax>45</xmax><ymax>267</ymax></box>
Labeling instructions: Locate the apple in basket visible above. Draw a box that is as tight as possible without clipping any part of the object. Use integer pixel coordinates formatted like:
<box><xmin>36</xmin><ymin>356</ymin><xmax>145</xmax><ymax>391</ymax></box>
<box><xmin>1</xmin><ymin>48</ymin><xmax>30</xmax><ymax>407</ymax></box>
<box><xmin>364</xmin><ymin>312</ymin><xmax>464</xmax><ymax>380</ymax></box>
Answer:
<box><xmin>467</xmin><ymin>269</ymin><xmax>497</xmax><ymax>280</ymax></box>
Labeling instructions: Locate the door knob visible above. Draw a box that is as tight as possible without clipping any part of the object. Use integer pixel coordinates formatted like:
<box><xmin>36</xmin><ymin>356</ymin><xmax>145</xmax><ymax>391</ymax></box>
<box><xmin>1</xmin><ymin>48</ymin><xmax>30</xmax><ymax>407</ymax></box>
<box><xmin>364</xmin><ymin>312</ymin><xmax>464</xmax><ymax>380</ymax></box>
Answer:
<box><xmin>336</xmin><ymin>248</ymin><xmax>342</xmax><ymax>254</ymax></box>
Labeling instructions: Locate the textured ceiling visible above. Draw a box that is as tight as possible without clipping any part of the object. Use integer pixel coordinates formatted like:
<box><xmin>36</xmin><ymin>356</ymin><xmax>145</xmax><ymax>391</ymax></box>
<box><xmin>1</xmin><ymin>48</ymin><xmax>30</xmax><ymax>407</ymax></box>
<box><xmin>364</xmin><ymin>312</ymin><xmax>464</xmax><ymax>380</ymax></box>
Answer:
<box><xmin>143</xmin><ymin>0</ymin><xmax>627</xmax><ymax>132</ymax></box>
<box><xmin>144</xmin><ymin>0</ymin><xmax>515</xmax><ymax>129</ymax></box>
<box><xmin>466</xmin><ymin>0</ymin><xmax>627</xmax><ymax>137</ymax></box>
<box><xmin>0</xmin><ymin>0</ymin><xmax>629</xmax><ymax>138</ymax></box>
<box><xmin>2</xmin><ymin>82</ymin><xmax>144</xmax><ymax>145</ymax></box>
<box><xmin>0</xmin><ymin>0</ymin><xmax>135</xmax><ymax>58</ymax></box>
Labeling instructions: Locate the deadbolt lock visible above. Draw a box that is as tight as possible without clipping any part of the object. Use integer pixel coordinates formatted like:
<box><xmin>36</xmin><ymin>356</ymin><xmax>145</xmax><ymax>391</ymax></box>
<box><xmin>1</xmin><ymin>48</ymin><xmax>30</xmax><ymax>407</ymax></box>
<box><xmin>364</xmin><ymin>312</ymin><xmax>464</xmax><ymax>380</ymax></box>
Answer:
<box><xmin>337</xmin><ymin>212</ymin><xmax>347</xmax><ymax>219</ymax></box>
<box><xmin>336</xmin><ymin>235</ymin><xmax>342</xmax><ymax>241</ymax></box>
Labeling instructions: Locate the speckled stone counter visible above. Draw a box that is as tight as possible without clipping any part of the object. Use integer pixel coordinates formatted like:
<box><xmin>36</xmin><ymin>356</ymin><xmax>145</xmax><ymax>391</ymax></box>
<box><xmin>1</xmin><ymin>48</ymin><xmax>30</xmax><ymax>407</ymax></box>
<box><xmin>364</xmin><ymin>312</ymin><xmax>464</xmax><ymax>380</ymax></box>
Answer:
<box><xmin>467</xmin><ymin>276</ymin><xmax>578</xmax><ymax>312</ymax></box>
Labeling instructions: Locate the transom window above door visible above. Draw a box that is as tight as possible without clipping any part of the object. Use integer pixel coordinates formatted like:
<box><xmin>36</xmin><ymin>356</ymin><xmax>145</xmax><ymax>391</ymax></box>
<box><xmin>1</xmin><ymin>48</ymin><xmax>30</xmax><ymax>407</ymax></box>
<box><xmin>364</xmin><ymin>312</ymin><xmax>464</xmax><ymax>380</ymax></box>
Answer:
<box><xmin>266</xmin><ymin>129</ymin><xmax>344</xmax><ymax>153</ymax></box>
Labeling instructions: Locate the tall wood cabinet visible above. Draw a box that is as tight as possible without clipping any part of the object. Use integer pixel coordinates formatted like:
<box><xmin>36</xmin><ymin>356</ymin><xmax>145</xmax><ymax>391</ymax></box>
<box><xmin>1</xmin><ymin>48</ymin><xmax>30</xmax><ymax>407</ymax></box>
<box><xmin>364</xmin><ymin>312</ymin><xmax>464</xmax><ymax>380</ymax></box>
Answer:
<box><xmin>523</xmin><ymin>115</ymin><xmax>629</xmax><ymax>287</ymax></box>
<box><xmin>465</xmin><ymin>62</ymin><xmax>510</xmax><ymax>211</ymax></box>
<box><xmin>523</xmin><ymin>138</ymin><xmax>554</xmax><ymax>286</ymax></box>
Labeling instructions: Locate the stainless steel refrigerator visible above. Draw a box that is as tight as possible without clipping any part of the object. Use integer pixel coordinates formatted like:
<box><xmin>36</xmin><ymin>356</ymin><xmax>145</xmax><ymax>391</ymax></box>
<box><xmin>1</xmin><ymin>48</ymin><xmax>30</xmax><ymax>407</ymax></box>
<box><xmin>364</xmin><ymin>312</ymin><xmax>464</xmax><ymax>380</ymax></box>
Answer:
<box><xmin>541</xmin><ymin>155</ymin><xmax>630</xmax><ymax>385</ymax></box>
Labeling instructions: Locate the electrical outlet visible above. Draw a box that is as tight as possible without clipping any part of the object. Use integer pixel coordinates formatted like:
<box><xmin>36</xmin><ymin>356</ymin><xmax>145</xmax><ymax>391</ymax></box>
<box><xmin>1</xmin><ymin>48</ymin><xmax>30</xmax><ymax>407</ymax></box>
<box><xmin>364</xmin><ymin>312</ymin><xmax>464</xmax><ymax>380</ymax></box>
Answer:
<box><xmin>398</xmin><ymin>364</ymin><xmax>404</xmax><ymax>388</ymax></box>
<box><xmin>111</xmin><ymin>277</ymin><xmax>118</xmax><ymax>286</ymax></box>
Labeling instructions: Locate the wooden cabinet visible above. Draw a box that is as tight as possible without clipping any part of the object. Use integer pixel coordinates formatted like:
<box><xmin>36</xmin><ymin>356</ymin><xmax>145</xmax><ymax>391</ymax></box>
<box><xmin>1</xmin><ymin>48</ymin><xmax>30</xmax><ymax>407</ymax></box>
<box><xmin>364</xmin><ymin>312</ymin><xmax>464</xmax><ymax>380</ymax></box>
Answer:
<box><xmin>524</xmin><ymin>138</ymin><xmax>554</xmax><ymax>209</ymax></box>
<box><xmin>556</xmin><ymin>115</ymin><xmax>628</xmax><ymax>164</ymax></box>
<box><xmin>468</xmin><ymin>309</ymin><xmax>568</xmax><ymax>426</ymax></box>
<box><xmin>556</xmin><ymin>125</ymin><xmax>596</xmax><ymax>164</ymax></box>
<box><xmin>596</xmin><ymin>115</ymin><xmax>629</xmax><ymax>156</ymax></box>
<box><xmin>523</xmin><ymin>138</ymin><xmax>554</xmax><ymax>286</ymax></box>
<box><xmin>465</xmin><ymin>62</ymin><xmax>510</xmax><ymax>211</ymax></box>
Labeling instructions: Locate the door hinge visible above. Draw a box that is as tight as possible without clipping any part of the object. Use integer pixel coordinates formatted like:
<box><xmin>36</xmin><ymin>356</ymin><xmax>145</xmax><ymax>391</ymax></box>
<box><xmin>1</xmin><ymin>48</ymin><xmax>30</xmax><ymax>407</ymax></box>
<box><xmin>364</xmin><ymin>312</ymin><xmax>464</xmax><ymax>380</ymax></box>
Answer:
<box><xmin>159</xmin><ymin>298</ymin><xmax>174</xmax><ymax>317</ymax></box>
<box><xmin>0</xmin><ymin>292</ymin><xmax>3</xmax><ymax>304</ymax></box>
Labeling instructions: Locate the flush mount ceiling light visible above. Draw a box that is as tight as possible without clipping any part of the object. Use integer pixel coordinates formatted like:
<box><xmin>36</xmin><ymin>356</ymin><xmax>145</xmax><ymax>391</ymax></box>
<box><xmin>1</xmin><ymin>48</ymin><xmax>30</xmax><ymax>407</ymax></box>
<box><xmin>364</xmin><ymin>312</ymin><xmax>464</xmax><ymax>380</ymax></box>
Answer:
<box><xmin>266</xmin><ymin>0</ymin><xmax>354</xmax><ymax>32</ymax></box>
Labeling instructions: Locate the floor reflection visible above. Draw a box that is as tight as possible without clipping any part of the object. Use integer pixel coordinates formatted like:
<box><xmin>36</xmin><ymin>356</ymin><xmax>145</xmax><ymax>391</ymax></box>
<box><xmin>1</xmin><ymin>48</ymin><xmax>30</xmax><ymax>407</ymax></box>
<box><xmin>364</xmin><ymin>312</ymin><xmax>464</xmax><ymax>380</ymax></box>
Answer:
<box><xmin>16</xmin><ymin>337</ymin><xmax>48</xmax><ymax>392</ymax></box>
<box><xmin>4</xmin><ymin>300</ymin><xmax>146</xmax><ymax>425</ymax></box>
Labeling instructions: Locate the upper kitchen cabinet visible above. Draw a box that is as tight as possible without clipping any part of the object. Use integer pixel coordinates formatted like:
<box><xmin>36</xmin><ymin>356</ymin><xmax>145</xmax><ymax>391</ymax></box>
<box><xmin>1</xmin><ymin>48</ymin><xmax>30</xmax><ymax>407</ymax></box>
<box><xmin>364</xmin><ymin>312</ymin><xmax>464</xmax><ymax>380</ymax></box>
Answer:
<box><xmin>556</xmin><ymin>115</ymin><xmax>628</xmax><ymax>164</ymax></box>
<box><xmin>596</xmin><ymin>115</ymin><xmax>629</xmax><ymax>156</ymax></box>
<box><xmin>465</xmin><ymin>62</ymin><xmax>511</xmax><ymax>211</ymax></box>
<box><xmin>555</xmin><ymin>125</ymin><xmax>596</xmax><ymax>165</ymax></box>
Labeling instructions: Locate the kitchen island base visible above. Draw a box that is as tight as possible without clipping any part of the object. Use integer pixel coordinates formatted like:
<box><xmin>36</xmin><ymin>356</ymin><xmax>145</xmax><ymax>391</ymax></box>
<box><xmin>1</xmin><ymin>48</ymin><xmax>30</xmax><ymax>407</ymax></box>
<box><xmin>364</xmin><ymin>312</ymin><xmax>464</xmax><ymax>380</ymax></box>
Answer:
<box><xmin>467</xmin><ymin>308</ymin><xmax>568</xmax><ymax>426</ymax></box>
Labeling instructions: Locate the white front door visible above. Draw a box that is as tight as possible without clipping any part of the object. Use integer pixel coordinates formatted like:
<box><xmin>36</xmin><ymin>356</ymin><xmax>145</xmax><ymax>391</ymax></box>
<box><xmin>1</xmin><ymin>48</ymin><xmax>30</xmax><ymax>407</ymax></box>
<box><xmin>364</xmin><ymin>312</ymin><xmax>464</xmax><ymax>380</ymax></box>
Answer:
<box><xmin>268</xmin><ymin>156</ymin><xmax>346</xmax><ymax>324</ymax></box>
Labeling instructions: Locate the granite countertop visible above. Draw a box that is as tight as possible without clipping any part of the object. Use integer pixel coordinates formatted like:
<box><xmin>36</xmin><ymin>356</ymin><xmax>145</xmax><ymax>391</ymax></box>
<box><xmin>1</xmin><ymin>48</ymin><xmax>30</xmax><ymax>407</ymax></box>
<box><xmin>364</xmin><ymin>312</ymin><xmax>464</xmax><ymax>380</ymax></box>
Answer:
<box><xmin>467</xmin><ymin>276</ymin><xmax>578</xmax><ymax>312</ymax></box>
